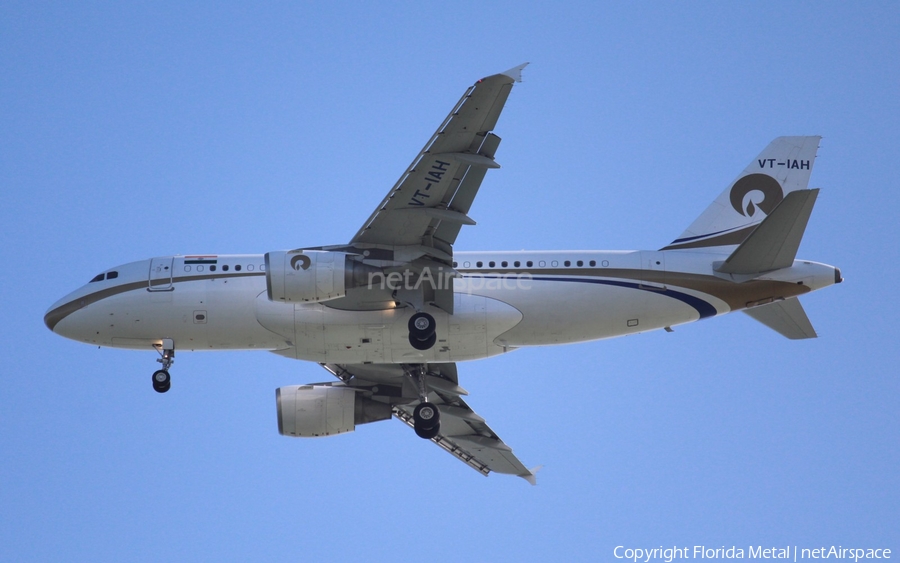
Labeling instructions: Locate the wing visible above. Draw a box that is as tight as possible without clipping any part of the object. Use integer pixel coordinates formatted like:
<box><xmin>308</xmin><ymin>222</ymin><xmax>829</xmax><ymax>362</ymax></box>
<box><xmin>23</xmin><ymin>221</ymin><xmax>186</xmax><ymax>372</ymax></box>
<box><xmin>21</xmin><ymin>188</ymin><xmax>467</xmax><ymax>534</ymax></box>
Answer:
<box><xmin>351</xmin><ymin>63</ymin><xmax>528</xmax><ymax>250</ymax></box>
<box><xmin>322</xmin><ymin>362</ymin><xmax>538</xmax><ymax>484</ymax></box>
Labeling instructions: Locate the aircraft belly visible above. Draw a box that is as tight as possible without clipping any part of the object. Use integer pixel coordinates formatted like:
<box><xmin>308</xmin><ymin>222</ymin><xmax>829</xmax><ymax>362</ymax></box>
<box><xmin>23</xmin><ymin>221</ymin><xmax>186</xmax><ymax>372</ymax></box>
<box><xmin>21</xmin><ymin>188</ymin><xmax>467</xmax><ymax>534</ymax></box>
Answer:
<box><xmin>278</xmin><ymin>293</ymin><xmax>522</xmax><ymax>364</ymax></box>
<box><xmin>92</xmin><ymin>288</ymin><xmax>211</xmax><ymax>350</ymax></box>
<box><xmin>99</xmin><ymin>280</ymin><xmax>282</xmax><ymax>351</ymax></box>
<box><xmin>446</xmin><ymin>292</ymin><xmax>523</xmax><ymax>361</ymax></box>
<box><xmin>484</xmin><ymin>279</ymin><xmax>709</xmax><ymax>346</ymax></box>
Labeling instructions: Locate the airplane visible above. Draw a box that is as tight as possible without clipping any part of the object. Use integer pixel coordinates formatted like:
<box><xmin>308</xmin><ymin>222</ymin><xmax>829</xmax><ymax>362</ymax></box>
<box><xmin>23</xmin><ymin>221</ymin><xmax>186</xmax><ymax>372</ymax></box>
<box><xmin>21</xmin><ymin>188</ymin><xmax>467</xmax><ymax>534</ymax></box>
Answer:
<box><xmin>45</xmin><ymin>63</ymin><xmax>841</xmax><ymax>483</ymax></box>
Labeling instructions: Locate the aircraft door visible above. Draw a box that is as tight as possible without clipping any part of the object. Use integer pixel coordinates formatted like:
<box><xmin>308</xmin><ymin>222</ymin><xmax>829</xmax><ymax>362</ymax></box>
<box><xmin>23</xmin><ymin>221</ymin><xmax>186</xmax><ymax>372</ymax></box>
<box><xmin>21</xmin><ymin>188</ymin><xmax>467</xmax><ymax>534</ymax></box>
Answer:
<box><xmin>149</xmin><ymin>256</ymin><xmax>175</xmax><ymax>291</ymax></box>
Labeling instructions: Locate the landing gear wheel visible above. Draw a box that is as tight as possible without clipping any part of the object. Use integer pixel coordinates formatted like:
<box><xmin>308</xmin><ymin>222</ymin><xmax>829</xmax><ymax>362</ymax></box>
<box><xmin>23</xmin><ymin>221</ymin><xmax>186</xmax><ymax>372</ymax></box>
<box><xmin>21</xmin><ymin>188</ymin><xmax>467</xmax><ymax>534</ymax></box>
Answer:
<box><xmin>414</xmin><ymin>402</ymin><xmax>441</xmax><ymax>430</ymax></box>
<box><xmin>408</xmin><ymin>312</ymin><xmax>436</xmax><ymax>339</ymax></box>
<box><xmin>414</xmin><ymin>422</ymin><xmax>440</xmax><ymax>439</ymax></box>
<box><xmin>152</xmin><ymin>370</ymin><xmax>171</xmax><ymax>393</ymax></box>
<box><xmin>413</xmin><ymin>402</ymin><xmax>441</xmax><ymax>439</ymax></box>
<box><xmin>409</xmin><ymin>332</ymin><xmax>437</xmax><ymax>351</ymax></box>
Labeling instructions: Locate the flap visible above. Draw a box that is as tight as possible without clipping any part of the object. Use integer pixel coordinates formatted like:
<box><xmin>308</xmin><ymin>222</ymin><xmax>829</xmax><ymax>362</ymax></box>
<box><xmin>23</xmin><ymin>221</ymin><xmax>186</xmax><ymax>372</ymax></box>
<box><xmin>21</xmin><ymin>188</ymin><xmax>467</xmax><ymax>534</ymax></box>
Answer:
<box><xmin>321</xmin><ymin>362</ymin><xmax>536</xmax><ymax>482</ymax></box>
<box><xmin>351</xmin><ymin>66</ymin><xmax>526</xmax><ymax>248</ymax></box>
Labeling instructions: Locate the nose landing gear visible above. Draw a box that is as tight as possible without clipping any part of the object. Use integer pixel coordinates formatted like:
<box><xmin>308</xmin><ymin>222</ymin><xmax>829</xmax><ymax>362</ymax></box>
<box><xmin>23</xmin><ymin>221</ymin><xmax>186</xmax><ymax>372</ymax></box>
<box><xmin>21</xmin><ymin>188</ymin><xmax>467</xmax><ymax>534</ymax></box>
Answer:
<box><xmin>152</xmin><ymin>369</ymin><xmax>171</xmax><ymax>393</ymax></box>
<box><xmin>152</xmin><ymin>339</ymin><xmax>174</xmax><ymax>393</ymax></box>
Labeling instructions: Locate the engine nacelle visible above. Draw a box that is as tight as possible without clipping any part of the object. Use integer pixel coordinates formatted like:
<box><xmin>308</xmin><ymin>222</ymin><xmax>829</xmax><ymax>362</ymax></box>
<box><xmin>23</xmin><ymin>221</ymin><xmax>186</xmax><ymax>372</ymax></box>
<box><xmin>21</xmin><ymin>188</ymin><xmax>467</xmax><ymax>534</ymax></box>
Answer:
<box><xmin>266</xmin><ymin>250</ymin><xmax>376</xmax><ymax>303</ymax></box>
<box><xmin>276</xmin><ymin>385</ymin><xmax>392</xmax><ymax>437</ymax></box>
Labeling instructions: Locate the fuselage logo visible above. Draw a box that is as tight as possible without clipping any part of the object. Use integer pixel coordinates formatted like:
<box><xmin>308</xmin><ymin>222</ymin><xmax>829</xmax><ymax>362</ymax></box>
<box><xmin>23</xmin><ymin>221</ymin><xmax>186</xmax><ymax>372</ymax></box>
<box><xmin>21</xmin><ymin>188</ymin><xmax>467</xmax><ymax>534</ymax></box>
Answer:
<box><xmin>290</xmin><ymin>255</ymin><xmax>311</xmax><ymax>271</ymax></box>
<box><xmin>729</xmin><ymin>173</ymin><xmax>783</xmax><ymax>217</ymax></box>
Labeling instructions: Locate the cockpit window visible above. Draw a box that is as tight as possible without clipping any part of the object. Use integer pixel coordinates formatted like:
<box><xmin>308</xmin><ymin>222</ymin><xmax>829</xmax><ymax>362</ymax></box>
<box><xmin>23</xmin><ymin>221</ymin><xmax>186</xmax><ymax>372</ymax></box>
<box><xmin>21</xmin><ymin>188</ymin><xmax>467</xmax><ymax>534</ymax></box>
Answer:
<box><xmin>107</xmin><ymin>271</ymin><xmax>118</xmax><ymax>280</ymax></box>
<box><xmin>90</xmin><ymin>273</ymin><xmax>104</xmax><ymax>283</ymax></box>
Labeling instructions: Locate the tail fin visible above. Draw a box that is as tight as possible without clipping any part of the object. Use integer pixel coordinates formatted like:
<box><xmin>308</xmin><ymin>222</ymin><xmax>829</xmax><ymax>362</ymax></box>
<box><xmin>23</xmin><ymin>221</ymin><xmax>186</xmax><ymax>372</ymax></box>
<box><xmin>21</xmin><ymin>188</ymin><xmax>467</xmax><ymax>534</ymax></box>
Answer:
<box><xmin>662</xmin><ymin>136</ymin><xmax>821</xmax><ymax>252</ymax></box>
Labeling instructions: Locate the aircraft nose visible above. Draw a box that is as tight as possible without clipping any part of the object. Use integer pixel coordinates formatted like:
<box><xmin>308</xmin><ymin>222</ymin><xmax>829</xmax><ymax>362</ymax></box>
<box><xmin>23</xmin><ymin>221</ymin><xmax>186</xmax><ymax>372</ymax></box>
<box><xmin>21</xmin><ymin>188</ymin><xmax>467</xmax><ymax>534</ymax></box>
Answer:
<box><xmin>45</xmin><ymin>293</ymin><xmax>85</xmax><ymax>337</ymax></box>
<box><xmin>45</xmin><ymin>299</ymin><xmax>67</xmax><ymax>332</ymax></box>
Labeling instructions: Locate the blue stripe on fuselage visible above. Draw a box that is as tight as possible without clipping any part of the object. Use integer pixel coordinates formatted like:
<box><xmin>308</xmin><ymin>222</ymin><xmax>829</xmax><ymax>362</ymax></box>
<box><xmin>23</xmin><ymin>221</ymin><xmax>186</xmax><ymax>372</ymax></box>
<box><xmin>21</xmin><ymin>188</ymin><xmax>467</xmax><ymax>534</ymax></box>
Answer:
<box><xmin>465</xmin><ymin>275</ymin><xmax>718</xmax><ymax>320</ymax></box>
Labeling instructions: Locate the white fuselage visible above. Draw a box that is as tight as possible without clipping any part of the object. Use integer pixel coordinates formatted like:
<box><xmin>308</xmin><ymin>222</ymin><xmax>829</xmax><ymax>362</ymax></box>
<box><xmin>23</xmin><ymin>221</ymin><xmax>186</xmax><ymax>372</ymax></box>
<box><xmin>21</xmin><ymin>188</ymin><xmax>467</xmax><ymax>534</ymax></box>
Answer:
<box><xmin>45</xmin><ymin>249</ymin><xmax>839</xmax><ymax>364</ymax></box>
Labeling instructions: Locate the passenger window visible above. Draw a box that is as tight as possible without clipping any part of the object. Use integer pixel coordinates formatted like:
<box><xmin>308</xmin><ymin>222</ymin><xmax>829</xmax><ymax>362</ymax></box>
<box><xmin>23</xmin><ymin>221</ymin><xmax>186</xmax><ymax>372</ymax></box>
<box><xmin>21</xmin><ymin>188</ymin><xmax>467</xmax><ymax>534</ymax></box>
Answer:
<box><xmin>526</xmin><ymin>261</ymin><xmax>533</xmax><ymax>267</ymax></box>
<box><xmin>501</xmin><ymin>261</ymin><xmax>508</xmax><ymax>267</ymax></box>
<box><xmin>90</xmin><ymin>273</ymin><xmax>104</xmax><ymax>283</ymax></box>
<box><xmin>453</xmin><ymin>262</ymin><xmax>458</xmax><ymax>267</ymax></box>
<box><xmin>223</xmin><ymin>265</ymin><xmax>229</xmax><ymax>272</ymax></box>
<box><xmin>577</xmin><ymin>260</ymin><xmax>583</xmax><ymax>267</ymax></box>
<box><xmin>464</xmin><ymin>261</ymin><xmax>470</xmax><ymax>268</ymax></box>
<box><xmin>539</xmin><ymin>261</ymin><xmax>546</xmax><ymax>267</ymax></box>
<box><xmin>489</xmin><ymin>261</ymin><xmax>495</xmax><ymax>268</ymax></box>
<box><xmin>514</xmin><ymin>261</ymin><xmax>520</xmax><ymax>267</ymax></box>
<box><xmin>551</xmin><ymin>260</ymin><xmax>559</xmax><ymax>267</ymax></box>
<box><xmin>590</xmin><ymin>260</ymin><xmax>596</xmax><ymax>267</ymax></box>
<box><xmin>184</xmin><ymin>265</ymin><xmax>192</xmax><ymax>272</ymax></box>
<box><xmin>564</xmin><ymin>261</ymin><xmax>571</xmax><ymax>267</ymax></box>
<box><xmin>248</xmin><ymin>264</ymin><xmax>254</xmax><ymax>271</ymax></box>
<box><xmin>197</xmin><ymin>265</ymin><xmax>204</xmax><ymax>272</ymax></box>
<box><xmin>476</xmin><ymin>261</ymin><xmax>483</xmax><ymax>268</ymax></box>
<box><xmin>210</xmin><ymin>265</ymin><xmax>217</xmax><ymax>272</ymax></box>
<box><xmin>235</xmin><ymin>265</ymin><xmax>241</xmax><ymax>271</ymax></box>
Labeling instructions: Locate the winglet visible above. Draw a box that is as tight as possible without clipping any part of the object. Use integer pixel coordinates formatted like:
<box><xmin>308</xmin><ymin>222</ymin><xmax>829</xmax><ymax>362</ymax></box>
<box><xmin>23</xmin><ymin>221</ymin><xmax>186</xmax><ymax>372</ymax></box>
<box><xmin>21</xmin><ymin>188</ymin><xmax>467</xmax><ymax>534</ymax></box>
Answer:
<box><xmin>520</xmin><ymin>464</ymin><xmax>543</xmax><ymax>486</ymax></box>
<box><xmin>500</xmin><ymin>62</ymin><xmax>529</xmax><ymax>83</ymax></box>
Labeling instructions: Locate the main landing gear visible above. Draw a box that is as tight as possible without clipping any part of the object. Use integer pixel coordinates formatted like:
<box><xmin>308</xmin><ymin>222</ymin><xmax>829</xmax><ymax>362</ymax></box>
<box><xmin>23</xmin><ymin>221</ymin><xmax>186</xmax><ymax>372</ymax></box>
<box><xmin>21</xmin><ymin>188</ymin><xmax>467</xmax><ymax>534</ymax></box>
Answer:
<box><xmin>409</xmin><ymin>365</ymin><xmax>441</xmax><ymax>439</ymax></box>
<box><xmin>413</xmin><ymin>402</ymin><xmax>440</xmax><ymax>439</ymax></box>
<box><xmin>152</xmin><ymin>339</ymin><xmax>174</xmax><ymax>393</ymax></box>
<box><xmin>408</xmin><ymin>312</ymin><xmax>437</xmax><ymax>351</ymax></box>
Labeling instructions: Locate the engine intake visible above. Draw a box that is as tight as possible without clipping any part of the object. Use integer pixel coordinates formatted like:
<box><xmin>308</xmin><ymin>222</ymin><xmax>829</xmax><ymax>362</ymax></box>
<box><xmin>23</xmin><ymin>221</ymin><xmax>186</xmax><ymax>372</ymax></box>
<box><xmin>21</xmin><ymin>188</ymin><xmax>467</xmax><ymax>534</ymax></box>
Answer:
<box><xmin>265</xmin><ymin>250</ymin><xmax>378</xmax><ymax>303</ymax></box>
<box><xmin>276</xmin><ymin>385</ymin><xmax>392</xmax><ymax>437</ymax></box>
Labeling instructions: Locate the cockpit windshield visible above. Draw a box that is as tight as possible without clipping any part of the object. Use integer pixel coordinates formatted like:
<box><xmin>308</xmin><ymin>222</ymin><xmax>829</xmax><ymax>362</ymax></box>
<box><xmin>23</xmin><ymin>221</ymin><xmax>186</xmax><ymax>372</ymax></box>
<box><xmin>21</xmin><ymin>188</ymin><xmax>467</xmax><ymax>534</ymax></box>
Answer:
<box><xmin>89</xmin><ymin>271</ymin><xmax>119</xmax><ymax>283</ymax></box>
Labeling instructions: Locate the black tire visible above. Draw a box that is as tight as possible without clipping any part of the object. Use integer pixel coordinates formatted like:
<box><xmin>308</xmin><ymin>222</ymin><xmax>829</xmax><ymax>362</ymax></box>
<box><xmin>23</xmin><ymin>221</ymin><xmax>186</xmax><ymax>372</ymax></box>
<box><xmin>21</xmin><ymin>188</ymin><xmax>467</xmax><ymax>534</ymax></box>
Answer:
<box><xmin>152</xmin><ymin>370</ymin><xmax>171</xmax><ymax>394</ymax></box>
<box><xmin>414</xmin><ymin>422</ymin><xmax>440</xmax><ymax>439</ymax></box>
<box><xmin>409</xmin><ymin>332</ymin><xmax>437</xmax><ymax>350</ymax></box>
<box><xmin>408</xmin><ymin>312</ymin><xmax>436</xmax><ymax>339</ymax></box>
<box><xmin>414</xmin><ymin>402</ymin><xmax>441</xmax><ymax>430</ymax></box>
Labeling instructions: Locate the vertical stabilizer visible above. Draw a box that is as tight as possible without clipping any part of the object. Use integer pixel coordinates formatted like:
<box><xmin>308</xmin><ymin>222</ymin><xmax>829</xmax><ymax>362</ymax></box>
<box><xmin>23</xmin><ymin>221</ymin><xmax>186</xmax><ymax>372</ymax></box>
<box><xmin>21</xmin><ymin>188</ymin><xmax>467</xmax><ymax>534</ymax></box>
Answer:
<box><xmin>662</xmin><ymin>136</ymin><xmax>821</xmax><ymax>252</ymax></box>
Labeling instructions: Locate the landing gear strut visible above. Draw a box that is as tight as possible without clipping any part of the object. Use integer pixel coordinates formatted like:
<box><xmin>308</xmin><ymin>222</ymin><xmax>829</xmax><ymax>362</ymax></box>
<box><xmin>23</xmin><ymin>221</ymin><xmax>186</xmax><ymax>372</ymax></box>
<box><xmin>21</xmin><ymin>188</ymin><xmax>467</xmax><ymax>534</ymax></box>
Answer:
<box><xmin>152</xmin><ymin>339</ymin><xmax>174</xmax><ymax>393</ymax></box>
<box><xmin>408</xmin><ymin>312</ymin><xmax>437</xmax><ymax>350</ymax></box>
<box><xmin>408</xmin><ymin>365</ymin><xmax>440</xmax><ymax>439</ymax></box>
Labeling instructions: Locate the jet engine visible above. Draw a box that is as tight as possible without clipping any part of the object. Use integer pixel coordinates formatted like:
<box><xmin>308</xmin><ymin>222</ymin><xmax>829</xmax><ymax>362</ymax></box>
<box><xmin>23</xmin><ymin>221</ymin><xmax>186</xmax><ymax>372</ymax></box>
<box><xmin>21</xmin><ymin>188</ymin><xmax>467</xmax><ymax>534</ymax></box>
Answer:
<box><xmin>265</xmin><ymin>250</ymin><xmax>378</xmax><ymax>303</ymax></box>
<box><xmin>276</xmin><ymin>385</ymin><xmax>392</xmax><ymax>437</ymax></box>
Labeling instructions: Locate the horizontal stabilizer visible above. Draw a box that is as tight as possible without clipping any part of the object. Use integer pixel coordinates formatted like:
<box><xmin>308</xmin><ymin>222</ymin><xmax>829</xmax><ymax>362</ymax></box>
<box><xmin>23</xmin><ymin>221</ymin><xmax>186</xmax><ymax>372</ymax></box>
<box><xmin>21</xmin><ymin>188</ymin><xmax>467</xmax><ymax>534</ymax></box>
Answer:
<box><xmin>743</xmin><ymin>298</ymin><xmax>817</xmax><ymax>339</ymax></box>
<box><xmin>716</xmin><ymin>189</ymin><xmax>819</xmax><ymax>275</ymax></box>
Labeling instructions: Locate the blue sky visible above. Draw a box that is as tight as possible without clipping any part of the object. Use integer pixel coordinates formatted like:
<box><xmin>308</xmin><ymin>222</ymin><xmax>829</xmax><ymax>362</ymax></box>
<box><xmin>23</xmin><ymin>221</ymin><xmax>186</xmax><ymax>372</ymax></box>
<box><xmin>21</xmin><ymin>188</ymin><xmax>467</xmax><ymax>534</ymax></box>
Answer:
<box><xmin>2</xmin><ymin>2</ymin><xmax>898</xmax><ymax>561</ymax></box>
